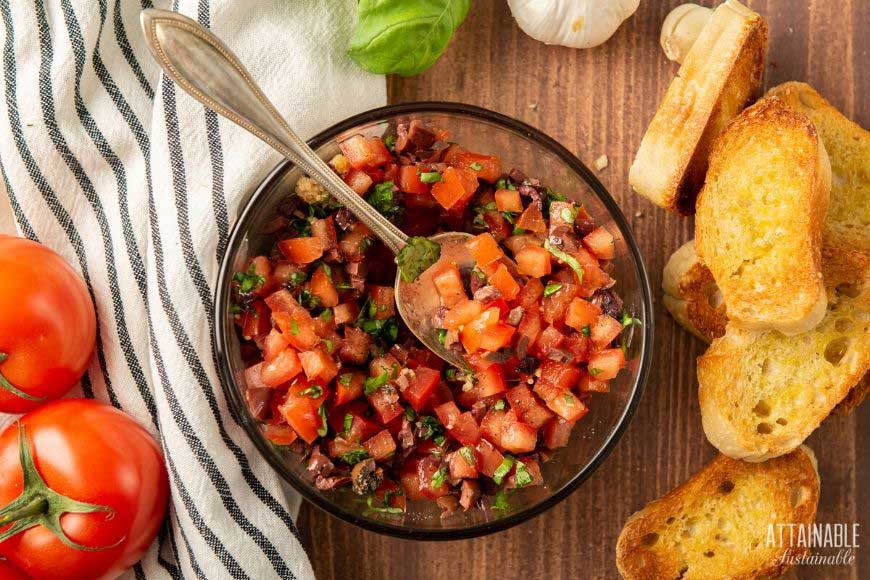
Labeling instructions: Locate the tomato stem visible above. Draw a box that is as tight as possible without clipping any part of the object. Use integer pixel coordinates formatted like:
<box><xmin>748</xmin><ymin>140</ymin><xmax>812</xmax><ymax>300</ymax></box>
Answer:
<box><xmin>0</xmin><ymin>496</ymin><xmax>47</xmax><ymax>524</ymax></box>
<box><xmin>0</xmin><ymin>353</ymin><xmax>44</xmax><ymax>402</ymax></box>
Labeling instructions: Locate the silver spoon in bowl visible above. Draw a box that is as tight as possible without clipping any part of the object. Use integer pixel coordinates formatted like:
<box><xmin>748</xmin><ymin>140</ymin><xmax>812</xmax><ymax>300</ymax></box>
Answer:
<box><xmin>140</xmin><ymin>9</ymin><xmax>479</xmax><ymax>370</ymax></box>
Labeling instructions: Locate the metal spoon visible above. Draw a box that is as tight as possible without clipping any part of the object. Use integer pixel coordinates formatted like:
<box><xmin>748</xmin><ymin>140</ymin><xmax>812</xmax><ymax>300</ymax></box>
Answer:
<box><xmin>140</xmin><ymin>8</ymin><xmax>476</xmax><ymax>369</ymax></box>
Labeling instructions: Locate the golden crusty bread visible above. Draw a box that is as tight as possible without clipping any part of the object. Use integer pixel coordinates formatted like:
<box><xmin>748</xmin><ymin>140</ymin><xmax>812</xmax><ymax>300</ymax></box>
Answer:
<box><xmin>698</xmin><ymin>247</ymin><xmax>869</xmax><ymax>462</ymax></box>
<box><xmin>662</xmin><ymin>240</ymin><xmax>727</xmax><ymax>343</ymax></box>
<box><xmin>616</xmin><ymin>446</ymin><xmax>819</xmax><ymax>580</ymax></box>
<box><xmin>766</xmin><ymin>82</ymin><xmax>870</xmax><ymax>254</ymax></box>
<box><xmin>695</xmin><ymin>96</ymin><xmax>832</xmax><ymax>335</ymax></box>
<box><xmin>630</xmin><ymin>0</ymin><xmax>767</xmax><ymax>215</ymax></box>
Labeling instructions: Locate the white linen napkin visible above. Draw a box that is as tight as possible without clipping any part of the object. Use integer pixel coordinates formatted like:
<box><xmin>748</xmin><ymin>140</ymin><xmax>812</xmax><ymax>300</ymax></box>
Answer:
<box><xmin>0</xmin><ymin>0</ymin><xmax>385</xmax><ymax>577</ymax></box>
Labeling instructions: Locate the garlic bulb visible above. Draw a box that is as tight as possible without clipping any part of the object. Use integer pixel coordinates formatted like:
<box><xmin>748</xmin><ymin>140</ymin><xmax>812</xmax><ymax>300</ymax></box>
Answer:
<box><xmin>660</xmin><ymin>4</ymin><xmax>713</xmax><ymax>63</ymax></box>
<box><xmin>508</xmin><ymin>0</ymin><xmax>641</xmax><ymax>49</ymax></box>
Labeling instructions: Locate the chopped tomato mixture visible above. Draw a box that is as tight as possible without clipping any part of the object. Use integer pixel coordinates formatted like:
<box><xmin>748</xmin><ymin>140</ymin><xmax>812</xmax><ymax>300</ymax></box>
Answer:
<box><xmin>233</xmin><ymin>121</ymin><xmax>634</xmax><ymax>516</ymax></box>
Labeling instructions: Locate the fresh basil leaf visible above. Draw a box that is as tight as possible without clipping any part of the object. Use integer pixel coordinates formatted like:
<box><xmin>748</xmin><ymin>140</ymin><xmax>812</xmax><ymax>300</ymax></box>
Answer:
<box><xmin>544</xmin><ymin>240</ymin><xmax>585</xmax><ymax>284</ymax></box>
<box><xmin>459</xmin><ymin>446</ymin><xmax>475</xmax><ymax>466</ymax></box>
<box><xmin>348</xmin><ymin>0</ymin><xmax>471</xmax><ymax>77</ymax></box>
<box><xmin>340</xmin><ymin>449</ymin><xmax>369</xmax><ymax>465</ymax></box>
<box><xmin>419</xmin><ymin>171</ymin><xmax>442</xmax><ymax>183</ymax></box>
<box><xmin>491</xmin><ymin>490</ymin><xmax>510</xmax><ymax>510</ymax></box>
<box><xmin>364</xmin><ymin>370</ymin><xmax>392</xmax><ymax>395</ymax></box>
<box><xmin>431</xmin><ymin>466</ymin><xmax>448</xmax><ymax>488</ymax></box>
<box><xmin>396</xmin><ymin>236</ymin><xmax>441</xmax><ymax>282</ymax></box>
<box><xmin>543</xmin><ymin>283</ymin><xmax>563</xmax><ymax>297</ymax></box>
<box><xmin>343</xmin><ymin>413</ymin><xmax>354</xmax><ymax>433</ymax></box>
<box><xmin>492</xmin><ymin>456</ymin><xmax>514</xmax><ymax>485</ymax></box>
<box><xmin>366</xmin><ymin>495</ymin><xmax>404</xmax><ymax>514</ymax></box>
<box><xmin>317</xmin><ymin>404</ymin><xmax>329</xmax><ymax>437</ymax></box>
<box><xmin>514</xmin><ymin>461</ymin><xmax>534</xmax><ymax>488</ymax></box>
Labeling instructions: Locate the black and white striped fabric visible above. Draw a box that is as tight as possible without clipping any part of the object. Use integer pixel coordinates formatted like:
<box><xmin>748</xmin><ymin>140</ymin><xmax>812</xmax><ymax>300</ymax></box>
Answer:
<box><xmin>0</xmin><ymin>0</ymin><xmax>385</xmax><ymax>577</ymax></box>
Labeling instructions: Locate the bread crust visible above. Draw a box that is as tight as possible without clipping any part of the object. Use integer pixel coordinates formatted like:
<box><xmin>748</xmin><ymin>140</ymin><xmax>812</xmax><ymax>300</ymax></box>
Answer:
<box><xmin>630</xmin><ymin>0</ymin><xmax>767</xmax><ymax>215</ymax></box>
<box><xmin>695</xmin><ymin>96</ymin><xmax>831</xmax><ymax>335</ymax></box>
<box><xmin>616</xmin><ymin>447</ymin><xmax>820</xmax><ymax>579</ymax></box>
<box><xmin>662</xmin><ymin>241</ymin><xmax>727</xmax><ymax>343</ymax></box>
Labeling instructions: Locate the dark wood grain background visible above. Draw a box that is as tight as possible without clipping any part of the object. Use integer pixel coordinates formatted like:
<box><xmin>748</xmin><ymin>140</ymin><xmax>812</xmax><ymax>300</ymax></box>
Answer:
<box><xmin>298</xmin><ymin>1</ymin><xmax>869</xmax><ymax>578</ymax></box>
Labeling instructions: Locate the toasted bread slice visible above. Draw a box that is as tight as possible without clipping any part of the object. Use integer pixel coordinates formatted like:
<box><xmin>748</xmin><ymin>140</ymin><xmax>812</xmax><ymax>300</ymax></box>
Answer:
<box><xmin>662</xmin><ymin>240</ymin><xmax>727</xmax><ymax>343</ymax></box>
<box><xmin>630</xmin><ymin>0</ymin><xmax>767</xmax><ymax>215</ymax></box>
<box><xmin>616</xmin><ymin>446</ymin><xmax>819</xmax><ymax>579</ymax></box>
<box><xmin>698</xmin><ymin>248</ymin><xmax>869</xmax><ymax>461</ymax></box>
<box><xmin>695</xmin><ymin>96</ymin><xmax>832</xmax><ymax>335</ymax></box>
<box><xmin>766</xmin><ymin>82</ymin><xmax>870</xmax><ymax>254</ymax></box>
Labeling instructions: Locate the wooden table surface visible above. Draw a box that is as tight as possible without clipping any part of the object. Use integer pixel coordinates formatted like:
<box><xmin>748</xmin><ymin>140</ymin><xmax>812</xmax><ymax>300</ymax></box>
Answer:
<box><xmin>298</xmin><ymin>1</ymin><xmax>868</xmax><ymax>579</ymax></box>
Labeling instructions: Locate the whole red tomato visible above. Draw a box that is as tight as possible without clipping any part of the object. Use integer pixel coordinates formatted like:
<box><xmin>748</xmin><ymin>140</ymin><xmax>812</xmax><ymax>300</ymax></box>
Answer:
<box><xmin>0</xmin><ymin>236</ymin><xmax>96</xmax><ymax>413</ymax></box>
<box><xmin>0</xmin><ymin>399</ymin><xmax>168</xmax><ymax>579</ymax></box>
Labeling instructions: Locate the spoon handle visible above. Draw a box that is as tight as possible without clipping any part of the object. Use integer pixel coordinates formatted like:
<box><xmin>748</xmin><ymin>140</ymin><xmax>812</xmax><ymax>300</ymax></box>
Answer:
<box><xmin>140</xmin><ymin>9</ymin><xmax>408</xmax><ymax>254</ymax></box>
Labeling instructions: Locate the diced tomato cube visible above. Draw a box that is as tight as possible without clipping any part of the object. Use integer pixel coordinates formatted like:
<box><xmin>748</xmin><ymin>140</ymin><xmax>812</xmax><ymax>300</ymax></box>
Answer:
<box><xmin>372</xmin><ymin>479</ymin><xmax>406</xmax><ymax>511</ymax></box>
<box><xmin>476</xmin><ymin>364</ymin><xmax>507</xmax><ymax>398</ymax></box>
<box><xmin>403</xmin><ymin>367</ymin><xmax>441</xmax><ymax>411</ymax></box>
<box><xmin>587</xmin><ymin>348</ymin><xmax>626</xmax><ymax>380</ymax></box>
<box><xmin>504</xmin><ymin>234</ymin><xmax>542</xmax><ymax>256</ymax></box>
<box><xmin>263</xmin><ymin>328</ymin><xmax>290</xmax><ymax>362</ymax></box>
<box><xmin>434</xmin><ymin>400</ymin><xmax>461</xmax><ymax>429</ymax></box>
<box><xmin>241</xmin><ymin>300</ymin><xmax>271</xmax><ymax>341</ymax></box>
<box><xmin>278</xmin><ymin>237</ymin><xmax>323</xmax><ymax>265</ymax></box>
<box><xmin>260</xmin><ymin>348</ymin><xmax>302</xmax><ymax>387</ymax></box>
<box><xmin>534</xmin><ymin>326</ymin><xmax>565</xmax><ymax>356</ymax></box>
<box><xmin>535</xmin><ymin>380</ymin><xmax>588</xmax><ymax>422</ymax></box>
<box><xmin>591</xmin><ymin>314</ymin><xmax>623</xmax><ymax>348</ymax></box>
<box><xmin>583</xmin><ymin>226</ymin><xmax>615</xmax><ymax>260</ymax></box>
<box><xmin>363</xmin><ymin>429</ymin><xmax>396</xmax><ymax>460</ymax></box>
<box><xmin>271</xmin><ymin>262</ymin><xmax>303</xmax><ymax>286</ymax></box>
<box><xmin>298</xmin><ymin>348</ymin><xmax>338</xmax><ymax>383</ymax></box>
<box><xmin>482</xmin><ymin>211</ymin><xmax>512</xmax><ymax>241</ymax></box>
<box><xmin>541</xmin><ymin>282</ymin><xmax>579</xmax><ymax>324</ymax></box>
<box><xmin>367</xmin><ymin>386</ymin><xmax>404</xmax><ymax>424</ymax></box>
<box><xmin>369</xmin><ymin>354</ymin><xmax>400</xmax><ymax>379</ymax></box>
<box><xmin>466</xmin><ymin>233</ymin><xmax>504</xmax><ymax>266</ymax></box>
<box><xmin>494</xmin><ymin>189</ymin><xmax>523</xmax><ymax>213</ymax></box>
<box><xmin>460</xmin><ymin>306</ymin><xmax>500</xmax><ymax>352</ymax></box>
<box><xmin>400</xmin><ymin>457</ymin><xmax>426</xmax><ymax>501</ymax></box>
<box><xmin>416</xmin><ymin>455</ymin><xmax>451</xmax><ymax>499</ymax></box>
<box><xmin>578</xmin><ymin>372</ymin><xmax>610</xmax><ymax>393</ymax></box>
<box><xmin>506</xmin><ymin>386</ymin><xmax>554</xmax><ymax>428</ymax></box>
<box><xmin>272</xmin><ymin>311</ymin><xmax>319</xmax><ymax>351</ymax></box>
<box><xmin>338</xmin><ymin>326</ymin><xmax>372</xmax><ymax>365</ymax></box>
<box><xmin>333</xmin><ymin>301</ymin><xmax>359</xmax><ymax>325</ymax></box>
<box><xmin>369</xmin><ymin>285</ymin><xmax>396</xmax><ymax>320</ymax></box>
<box><xmin>539</xmin><ymin>360</ymin><xmax>582</xmax><ymax>390</ymax></box>
<box><xmin>343</xmin><ymin>168</ymin><xmax>373</xmax><ymax>195</ymax></box>
<box><xmin>310</xmin><ymin>217</ymin><xmax>339</xmax><ymax>256</ymax></box>
<box><xmin>479</xmin><ymin>323</ymin><xmax>516</xmax><ymax>352</ymax></box>
<box><xmin>563</xmin><ymin>332</ymin><xmax>591</xmax><ymax>360</ymax></box>
<box><xmin>339</xmin><ymin>222</ymin><xmax>373</xmax><ymax>262</ymax></box>
<box><xmin>278</xmin><ymin>379</ymin><xmax>327</xmax><ymax>444</ymax></box>
<box><xmin>451</xmin><ymin>412</ymin><xmax>481</xmax><ymax>446</ymax></box>
<box><xmin>431</xmin><ymin>166</ymin><xmax>478</xmax><ymax>211</ymax></box>
<box><xmin>475</xmin><ymin>439</ymin><xmax>505</xmax><ymax>478</ymax></box>
<box><xmin>309</xmin><ymin>267</ymin><xmax>339</xmax><ymax>308</ymax></box>
<box><xmin>542</xmin><ymin>417</ymin><xmax>576</xmax><ymax>449</ymax></box>
<box><xmin>443</xmin><ymin>145</ymin><xmax>502</xmax><ymax>182</ymax></box>
<box><xmin>327</xmin><ymin>437</ymin><xmax>365</xmax><ymax>459</ymax></box>
<box><xmin>516</xmin><ymin>279</ymin><xmax>544</xmax><ymax>309</ymax></box>
<box><xmin>334</xmin><ymin>371</ymin><xmax>366</xmax><ymax>406</ymax></box>
<box><xmin>398</xmin><ymin>164</ymin><xmax>431</xmax><ymax>195</ymax></box>
<box><xmin>515</xmin><ymin>245</ymin><xmax>551</xmax><ymax>278</ymax></box>
<box><xmin>506</xmin><ymin>457</ymin><xmax>544</xmax><ymax>489</ymax></box>
<box><xmin>339</xmin><ymin>135</ymin><xmax>392</xmax><ymax>170</ymax></box>
<box><xmin>500</xmin><ymin>420</ymin><xmax>538</xmax><ymax>454</ymax></box>
<box><xmin>488</xmin><ymin>264</ymin><xmax>520</xmax><ymax>301</ymax></box>
<box><xmin>449</xmin><ymin>448</ymin><xmax>478</xmax><ymax>479</ymax></box>
<box><xmin>431</xmin><ymin>262</ymin><xmax>467</xmax><ymax>308</ymax></box>
<box><xmin>516</xmin><ymin>307</ymin><xmax>542</xmax><ymax>354</ymax></box>
<box><xmin>443</xmin><ymin>298</ymin><xmax>483</xmax><ymax>330</ymax></box>
<box><xmin>263</xmin><ymin>424</ymin><xmax>298</xmax><ymax>446</ymax></box>
<box><xmin>565</xmin><ymin>297</ymin><xmax>602</xmax><ymax>331</ymax></box>
<box><xmin>516</xmin><ymin>204</ymin><xmax>546</xmax><ymax>234</ymax></box>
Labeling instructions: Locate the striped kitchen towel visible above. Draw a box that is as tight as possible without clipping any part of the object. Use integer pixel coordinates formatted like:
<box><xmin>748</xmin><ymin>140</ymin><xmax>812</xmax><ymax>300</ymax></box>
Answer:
<box><xmin>0</xmin><ymin>0</ymin><xmax>385</xmax><ymax>577</ymax></box>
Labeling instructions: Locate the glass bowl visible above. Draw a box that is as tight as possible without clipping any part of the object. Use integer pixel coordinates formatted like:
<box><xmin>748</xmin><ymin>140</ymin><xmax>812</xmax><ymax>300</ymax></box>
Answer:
<box><xmin>214</xmin><ymin>102</ymin><xmax>653</xmax><ymax>539</ymax></box>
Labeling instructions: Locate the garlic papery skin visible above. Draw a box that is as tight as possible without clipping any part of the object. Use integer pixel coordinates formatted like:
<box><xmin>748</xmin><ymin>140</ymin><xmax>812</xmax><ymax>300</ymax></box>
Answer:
<box><xmin>508</xmin><ymin>0</ymin><xmax>642</xmax><ymax>49</ymax></box>
<box><xmin>660</xmin><ymin>3</ymin><xmax>713</xmax><ymax>63</ymax></box>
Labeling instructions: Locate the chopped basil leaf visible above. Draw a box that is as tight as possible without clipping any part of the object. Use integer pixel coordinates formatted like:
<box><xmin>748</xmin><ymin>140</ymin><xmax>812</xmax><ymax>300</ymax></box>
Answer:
<box><xmin>289</xmin><ymin>271</ymin><xmax>307</xmax><ymax>286</ymax></box>
<box><xmin>491</xmin><ymin>490</ymin><xmax>510</xmax><ymax>510</ymax></box>
<box><xmin>383</xmin><ymin>134</ymin><xmax>395</xmax><ymax>151</ymax></box>
<box><xmin>589</xmin><ymin>367</ymin><xmax>602</xmax><ymax>377</ymax></box>
<box><xmin>321</xmin><ymin>263</ymin><xmax>333</xmax><ymax>281</ymax></box>
<box><xmin>563</xmin><ymin>393</ymin><xmax>575</xmax><ymax>406</ymax></box>
<box><xmin>543</xmin><ymin>188</ymin><xmax>565</xmax><ymax>214</ymax></box>
<box><xmin>431</xmin><ymin>466</ymin><xmax>448</xmax><ymax>488</ymax></box>
<box><xmin>358</xmin><ymin>316</ymin><xmax>400</xmax><ymax>344</ymax></box>
<box><xmin>343</xmin><ymin>413</ymin><xmax>354</xmax><ymax>433</ymax></box>
<box><xmin>495</xmin><ymin>178</ymin><xmax>508</xmax><ymax>190</ymax></box>
<box><xmin>544</xmin><ymin>240</ymin><xmax>585</xmax><ymax>284</ymax></box>
<box><xmin>469</xmin><ymin>162</ymin><xmax>483</xmax><ymax>171</ymax></box>
<box><xmin>396</xmin><ymin>236</ymin><xmax>441</xmax><ymax>282</ymax></box>
<box><xmin>340</xmin><ymin>449</ymin><xmax>369</xmax><ymax>465</ymax></box>
<box><xmin>299</xmin><ymin>385</ymin><xmax>323</xmax><ymax>398</ymax></box>
<box><xmin>358</xmin><ymin>237</ymin><xmax>373</xmax><ymax>253</ymax></box>
<box><xmin>317</xmin><ymin>404</ymin><xmax>329</xmax><ymax>437</ymax></box>
<box><xmin>365</xmin><ymin>181</ymin><xmax>403</xmax><ymax>222</ymax></box>
<box><xmin>621</xmin><ymin>312</ymin><xmax>642</xmax><ymax>327</ymax></box>
<box><xmin>433</xmin><ymin>433</ymin><xmax>446</xmax><ymax>447</ymax></box>
<box><xmin>459</xmin><ymin>446</ymin><xmax>475</xmax><ymax>466</ymax></box>
<box><xmin>404</xmin><ymin>406</ymin><xmax>417</xmax><ymax>422</ymax></box>
<box><xmin>581</xmin><ymin>325</ymin><xmax>591</xmax><ymax>336</ymax></box>
<box><xmin>300</xmin><ymin>289</ymin><xmax>321</xmax><ymax>309</ymax></box>
<box><xmin>323</xmin><ymin>338</ymin><xmax>335</xmax><ymax>353</ymax></box>
<box><xmin>233</xmin><ymin>266</ymin><xmax>265</xmax><ymax>294</ymax></box>
<box><xmin>419</xmin><ymin>171</ymin><xmax>442</xmax><ymax>183</ymax></box>
<box><xmin>492</xmin><ymin>456</ymin><xmax>514</xmax><ymax>485</ymax></box>
<box><xmin>290</xmin><ymin>319</ymin><xmax>299</xmax><ymax>336</ymax></box>
<box><xmin>366</xmin><ymin>494</ymin><xmax>404</xmax><ymax>514</ymax></box>
<box><xmin>334</xmin><ymin>281</ymin><xmax>353</xmax><ymax>291</ymax></box>
<box><xmin>514</xmin><ymin>461</ymin><xmax>534</xmax><ymax>488</ymax></box>
<box><xmin>436</xmin><ymin>328</ymin><xmax>447</xmax><ymax>345</ymax></box>
<box><xmin>560</xmin><ymin>205</ymin><xmax>578</xmax><ymax>224</ymax></box>
<box><xmin>445</xmin><ymin>368</ymin><xmax>456</xmax><ymax>380</ymax></box>
<box><xmin>501</xmin><ymin>211</ymin><xmax>516</xmax><ymax>224</ymax></box>
<box><xmin>364</xmin><ymin>370</ymin><xmax>392</xmax><ymax>395</ymax></box>
<box><xmin>320</xmin><ymin>308</ymin><xmax>333</xmax><ymax>321</ymax></box>
<box><xmin>339</xmin><ymin>373</ymin><xmax>353</xmax><ymax>386</ymax></box>
<box><xmin>512</xmin><ymin>226</ymin><xmax>526</xmax><ymax>235</ymax></box>
<box><xmin>493</xmin><ymin>399</ymin><xmax>506</xmax><ymax>411</ymax></box>
<box><xmin>418</xmin><ymin>415</ymin><xmax>443</xmax><ymax>440</ymax></box>
<box><xmin>543</xmin><ymin>283</ymin><xmax>563</xmax><ymax>297</ymax></box>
